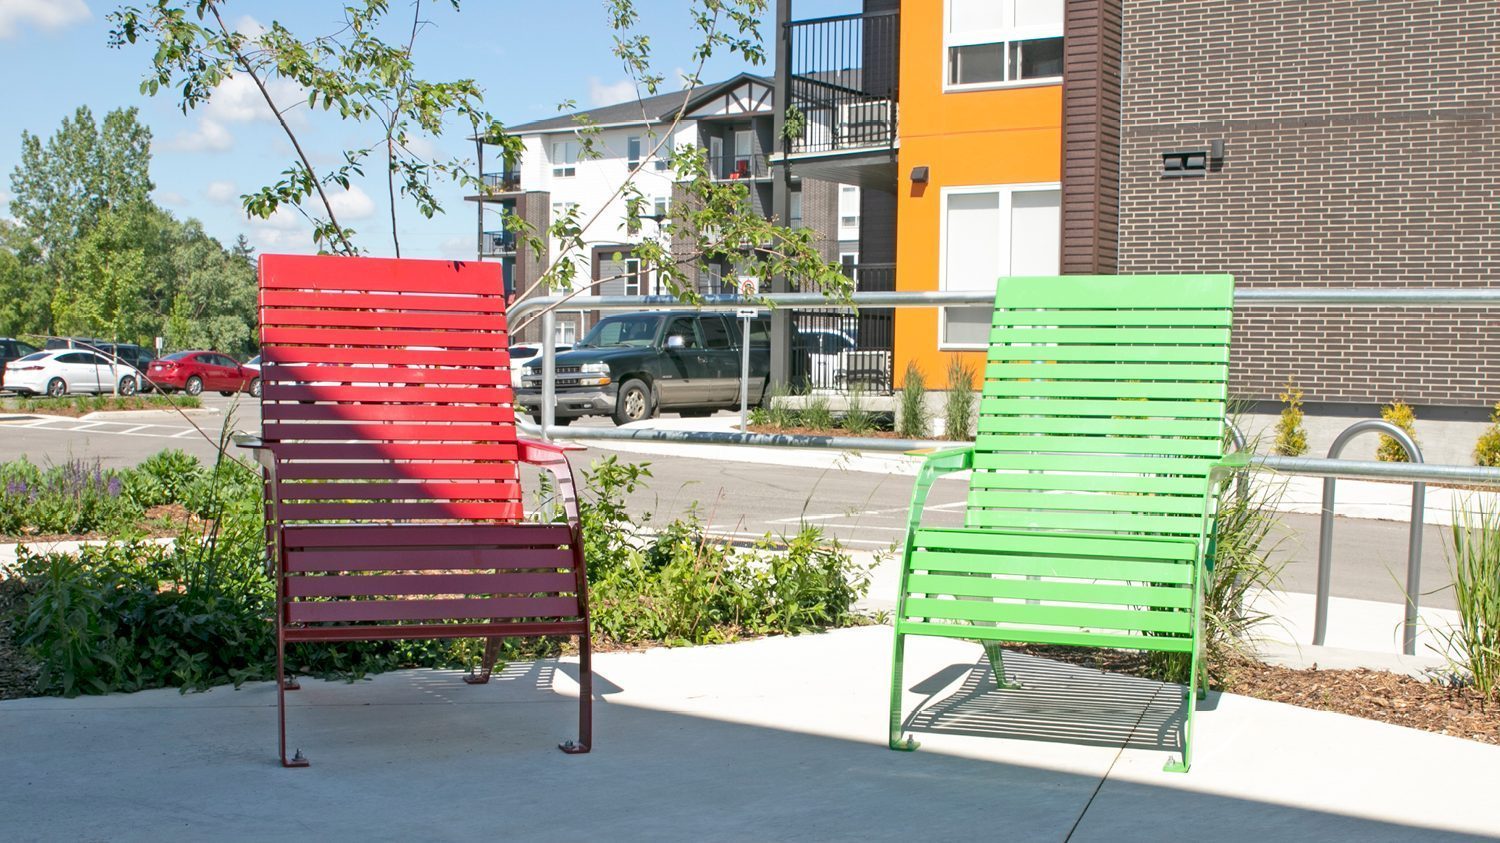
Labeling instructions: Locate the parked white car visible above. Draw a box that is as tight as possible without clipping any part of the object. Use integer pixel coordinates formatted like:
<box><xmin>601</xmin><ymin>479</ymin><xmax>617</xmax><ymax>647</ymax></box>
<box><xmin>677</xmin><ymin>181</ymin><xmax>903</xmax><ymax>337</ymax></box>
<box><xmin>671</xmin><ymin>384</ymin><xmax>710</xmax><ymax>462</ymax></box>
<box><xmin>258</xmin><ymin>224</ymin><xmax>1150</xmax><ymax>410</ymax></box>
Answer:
<box><xmin>2</xmin><ymin>350</ymin><xmax>146</xmax><ymax>397</ymax></box>
<box><xmin>507</xmin><ymin>343</ymin><xmax>572</xmax><ymax>386</ymax></box>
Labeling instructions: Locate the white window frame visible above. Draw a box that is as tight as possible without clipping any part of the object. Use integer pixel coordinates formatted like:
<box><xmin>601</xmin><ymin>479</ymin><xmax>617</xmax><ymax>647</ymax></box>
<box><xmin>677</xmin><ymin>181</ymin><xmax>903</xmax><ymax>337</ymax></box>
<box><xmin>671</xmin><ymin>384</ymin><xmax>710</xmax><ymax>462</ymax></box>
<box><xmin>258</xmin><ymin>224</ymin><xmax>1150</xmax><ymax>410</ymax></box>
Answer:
<box><xmin>839</xmin><ymin>252</ymin><xmax>859</xmax><ymax>282</ymax></box>
<box><xmin>943</xmin><ymin>0</ymin><xmax>1064</xmax><ymax>94</ymax></box>
<box><xmin>550</xmin><ymin>140</ymin><xmax>580</xmax><ymax>178</ymax></box>
<box><xmin>627</xmin><ymin>135</ymin><xmax>643</xmax><ymax>169</ymax></box>
<box><xmin>938</xmin><ymin>181</ymin><xmax>1061</xmax><ymax>351</ymax></box>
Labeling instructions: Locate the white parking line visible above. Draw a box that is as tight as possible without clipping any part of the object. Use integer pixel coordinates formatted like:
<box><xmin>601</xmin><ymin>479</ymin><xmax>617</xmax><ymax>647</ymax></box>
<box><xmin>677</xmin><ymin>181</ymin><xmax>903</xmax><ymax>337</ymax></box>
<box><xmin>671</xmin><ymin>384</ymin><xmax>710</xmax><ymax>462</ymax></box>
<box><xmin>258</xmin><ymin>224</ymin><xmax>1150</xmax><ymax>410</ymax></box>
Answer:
<box><xmin>118</xmin><ymin>425</ymin><xmax>149</xmax><ymax>435</ymax></box>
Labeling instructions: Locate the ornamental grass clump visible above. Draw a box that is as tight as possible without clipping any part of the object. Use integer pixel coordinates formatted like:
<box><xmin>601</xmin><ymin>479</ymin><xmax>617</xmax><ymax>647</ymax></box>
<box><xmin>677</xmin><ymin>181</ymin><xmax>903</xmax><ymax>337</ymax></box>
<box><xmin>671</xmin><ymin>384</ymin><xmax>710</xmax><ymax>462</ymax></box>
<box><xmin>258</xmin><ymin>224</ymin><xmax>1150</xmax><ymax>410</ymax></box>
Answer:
<box><xmin>943</xmin><ymin>357</ymin><xmax>977</xmax><ymax>441</ymax></box>
<box><xmin>1273</xmin><ymin>379</ymin><xmax>1308</xmax><ymax>457</ymax></box>
<box><xmin>896</xmin><ymin>361</ymin><xmax>929</xmax><ymax>439</ymax></box>
<box><xmin>802</xmin><ymin>393</ymin><xmax>834</xmax><ymax>431</ymax></box>
<box><xmin>1442</xmin><ymin>502</ymin><xmax>1500</xmax><ymax>698</ymax></box>
<box><xmin>1378</xmin><ymin>399</ymin><xmax>1419</xmax><ymax>462</ymax></box>
<box><xmin>1148</xmin><ymin>432</ymin><xmax>1288</xmax><ymax>685</ymax></box>
<box><xmin>841</xmin><ymin>383</ymin><xmax>875</xmax><ymax>435</ymax></box>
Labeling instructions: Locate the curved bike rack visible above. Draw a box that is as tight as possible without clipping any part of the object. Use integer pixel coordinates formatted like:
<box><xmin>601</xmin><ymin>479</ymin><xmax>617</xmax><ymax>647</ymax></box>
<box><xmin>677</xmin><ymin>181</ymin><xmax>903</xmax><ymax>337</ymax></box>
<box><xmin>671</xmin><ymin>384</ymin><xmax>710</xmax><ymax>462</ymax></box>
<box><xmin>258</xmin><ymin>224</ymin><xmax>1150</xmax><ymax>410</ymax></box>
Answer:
<box><xmin>1313</xmin><ymin>419</ymin><xmax>1426</xmax><ymax>655</ymax></box>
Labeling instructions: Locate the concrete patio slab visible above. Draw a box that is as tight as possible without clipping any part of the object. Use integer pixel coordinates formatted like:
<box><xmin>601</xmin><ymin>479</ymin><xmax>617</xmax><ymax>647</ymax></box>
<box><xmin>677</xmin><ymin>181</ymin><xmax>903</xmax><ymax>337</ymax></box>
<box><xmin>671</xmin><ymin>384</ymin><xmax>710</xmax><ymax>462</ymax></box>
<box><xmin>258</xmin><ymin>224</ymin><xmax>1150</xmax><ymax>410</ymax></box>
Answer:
<box><xmin>3</xmin><ymin>626</ymin><xmax>1497</xmax><ymax>841</ymax></box>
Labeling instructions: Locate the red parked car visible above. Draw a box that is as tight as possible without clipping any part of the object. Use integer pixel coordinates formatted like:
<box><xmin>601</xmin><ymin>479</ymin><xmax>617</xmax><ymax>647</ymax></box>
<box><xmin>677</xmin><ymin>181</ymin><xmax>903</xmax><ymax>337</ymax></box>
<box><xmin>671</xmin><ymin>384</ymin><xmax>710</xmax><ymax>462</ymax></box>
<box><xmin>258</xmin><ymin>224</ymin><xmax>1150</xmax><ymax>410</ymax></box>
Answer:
<box><xmin>146</xmin><ymin>350</ymin><xmax>261</xmax><ymax>397</ymax></box>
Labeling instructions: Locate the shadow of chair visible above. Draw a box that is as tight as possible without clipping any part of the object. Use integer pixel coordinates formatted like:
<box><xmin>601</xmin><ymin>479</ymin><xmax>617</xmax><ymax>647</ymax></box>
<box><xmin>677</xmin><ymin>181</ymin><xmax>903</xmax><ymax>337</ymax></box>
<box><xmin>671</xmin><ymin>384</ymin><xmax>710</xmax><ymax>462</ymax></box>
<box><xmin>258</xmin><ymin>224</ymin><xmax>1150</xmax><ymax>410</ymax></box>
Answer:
<box><xmin>904</xmin><ymin>649</ymin><xmax>1192</xmax><ymax>753</ymax></box>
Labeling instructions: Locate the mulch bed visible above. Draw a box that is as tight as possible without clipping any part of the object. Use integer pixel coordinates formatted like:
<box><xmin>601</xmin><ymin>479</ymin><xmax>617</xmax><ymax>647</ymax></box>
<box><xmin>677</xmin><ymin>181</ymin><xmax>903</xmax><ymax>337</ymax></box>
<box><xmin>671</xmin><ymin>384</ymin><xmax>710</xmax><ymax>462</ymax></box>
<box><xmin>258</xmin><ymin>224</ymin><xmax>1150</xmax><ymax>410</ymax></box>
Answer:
<box><xmin>0</xmin><ymin>576</ymin><xmax>40</xmax><ymax>700</ymax></box>
<box><xmin>1010</xmin><ymin>644</ymin><xmax>1499</xmax><ymax>746</ymax></box>
<box><xmin>0</xmin><ymin>505</ymin><xmax>190</xmax><ymax>544</ymax></box>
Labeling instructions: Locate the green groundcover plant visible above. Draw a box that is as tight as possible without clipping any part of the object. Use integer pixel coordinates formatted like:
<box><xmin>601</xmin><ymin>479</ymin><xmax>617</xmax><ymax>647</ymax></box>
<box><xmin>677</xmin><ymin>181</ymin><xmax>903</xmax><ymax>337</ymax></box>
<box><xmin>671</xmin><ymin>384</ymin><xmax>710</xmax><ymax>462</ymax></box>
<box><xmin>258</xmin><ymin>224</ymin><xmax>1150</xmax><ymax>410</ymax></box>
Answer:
<box><xmin>2</xmin><ymin>450</ymin><xmax>872</xmax><ymax>697</ymax></box>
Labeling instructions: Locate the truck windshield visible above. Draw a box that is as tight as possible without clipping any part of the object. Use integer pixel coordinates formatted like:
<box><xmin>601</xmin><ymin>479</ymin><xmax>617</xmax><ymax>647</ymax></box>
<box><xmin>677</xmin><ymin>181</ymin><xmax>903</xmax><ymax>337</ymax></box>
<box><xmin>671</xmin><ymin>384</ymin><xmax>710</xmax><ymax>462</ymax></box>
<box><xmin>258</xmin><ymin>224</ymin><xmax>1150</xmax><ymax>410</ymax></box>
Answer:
<box><xmin>576</xmin><ymin>314</ymin><xmax>662</xmax><ymax>348</ymax></box>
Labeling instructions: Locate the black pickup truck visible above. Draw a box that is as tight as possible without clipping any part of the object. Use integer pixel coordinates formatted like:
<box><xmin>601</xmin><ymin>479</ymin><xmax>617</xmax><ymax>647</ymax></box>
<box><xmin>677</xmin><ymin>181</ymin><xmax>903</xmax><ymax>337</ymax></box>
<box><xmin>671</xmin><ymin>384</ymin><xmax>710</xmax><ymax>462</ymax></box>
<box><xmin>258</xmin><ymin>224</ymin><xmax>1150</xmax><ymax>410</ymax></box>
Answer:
<box><xmin>515</xmin><ymin>311</ymin><xmax>770</xmax><ymax>425</ymax></box>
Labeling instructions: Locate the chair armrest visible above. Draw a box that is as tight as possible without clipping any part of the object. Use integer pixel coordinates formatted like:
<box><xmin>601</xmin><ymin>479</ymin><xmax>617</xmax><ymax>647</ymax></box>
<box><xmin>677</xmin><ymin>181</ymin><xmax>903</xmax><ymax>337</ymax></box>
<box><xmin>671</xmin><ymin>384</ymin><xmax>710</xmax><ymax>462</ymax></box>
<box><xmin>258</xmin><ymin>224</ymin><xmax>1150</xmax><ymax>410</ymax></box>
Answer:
<box><xmin>1209</xmin><ymin>451</ymin><xmax>1251</xmax><ymax>481</ymax></box>
<box><xmin>906</xmin><ymin>446</ymin><xmax>974</xmax><ymax>533</ymax></box>
<box><xmin>231</xmin><ymin>431</ymin><xmax>274</xmax><ymax>471</ymax></box>
<box><xmin>517</xmin><ymin>438</ymin><xmax>582</xmax><ymax>524</ymax></box>
<box><xmin>519</xmin><ymin>437</ymin><xmax>585</xmax><ymax>463</ymax></box>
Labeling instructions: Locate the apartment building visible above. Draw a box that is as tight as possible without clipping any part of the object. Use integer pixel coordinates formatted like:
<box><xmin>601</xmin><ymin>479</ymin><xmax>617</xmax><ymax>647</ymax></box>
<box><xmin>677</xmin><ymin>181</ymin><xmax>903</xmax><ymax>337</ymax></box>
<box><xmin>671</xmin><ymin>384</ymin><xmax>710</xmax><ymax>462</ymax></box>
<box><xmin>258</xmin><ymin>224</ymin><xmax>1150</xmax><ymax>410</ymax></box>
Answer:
<box><xmin>467</xmin><ymin>74</ymin><xmax>859</xmax><ymax>345</ymax></box>
<box><xmin>777</xmin><ymin>0</ymin><xmax>1499</xmax><ymax>414</ymax></box>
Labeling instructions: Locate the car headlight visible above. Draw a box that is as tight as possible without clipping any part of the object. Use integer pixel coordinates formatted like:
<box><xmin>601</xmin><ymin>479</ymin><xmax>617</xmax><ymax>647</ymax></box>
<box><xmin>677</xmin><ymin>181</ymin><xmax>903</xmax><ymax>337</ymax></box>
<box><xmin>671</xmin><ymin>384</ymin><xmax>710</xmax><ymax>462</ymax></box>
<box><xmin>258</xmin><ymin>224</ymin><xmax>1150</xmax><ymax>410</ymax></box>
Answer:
<box><xmin>577</xmin><ymin>363</ymin><xmax>611</xmax><ymax>385</ymax></box>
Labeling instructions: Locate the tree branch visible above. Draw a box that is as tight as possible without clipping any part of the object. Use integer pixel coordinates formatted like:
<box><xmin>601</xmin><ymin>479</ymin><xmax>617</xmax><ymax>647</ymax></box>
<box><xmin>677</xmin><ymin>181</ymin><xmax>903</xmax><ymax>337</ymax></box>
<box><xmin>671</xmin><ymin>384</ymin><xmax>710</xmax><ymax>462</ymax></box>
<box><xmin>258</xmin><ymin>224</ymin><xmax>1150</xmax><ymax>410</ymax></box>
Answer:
<box><xmin>205</xmin><ymin>3</ymin><xmax>353</xmax><ymax>255</ymax></box>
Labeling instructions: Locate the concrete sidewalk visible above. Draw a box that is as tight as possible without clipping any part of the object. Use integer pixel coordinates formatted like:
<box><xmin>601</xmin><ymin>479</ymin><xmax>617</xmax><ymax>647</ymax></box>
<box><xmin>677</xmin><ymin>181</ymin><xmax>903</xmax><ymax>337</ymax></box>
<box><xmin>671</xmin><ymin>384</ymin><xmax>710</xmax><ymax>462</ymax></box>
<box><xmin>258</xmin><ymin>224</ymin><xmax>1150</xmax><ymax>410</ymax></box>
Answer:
<box><xmin>3</xmin><ymin>626</ymin><xmax>1496</xmax><ymax>841</ymax></box>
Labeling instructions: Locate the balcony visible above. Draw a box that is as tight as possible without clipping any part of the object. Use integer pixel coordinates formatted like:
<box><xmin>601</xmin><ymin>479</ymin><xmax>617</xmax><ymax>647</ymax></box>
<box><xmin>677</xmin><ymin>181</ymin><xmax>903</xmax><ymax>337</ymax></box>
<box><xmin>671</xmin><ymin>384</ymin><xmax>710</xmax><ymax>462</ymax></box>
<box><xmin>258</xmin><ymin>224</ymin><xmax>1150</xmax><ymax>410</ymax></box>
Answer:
<box><xmin>708</xmin><ymin>153</ymin><xmax>772</xmax><ymax>181</ymax></box>
<box><xmin>785</xmin><ymin>11</ymin><xmax>899</xmax><ymax>157</ymax></box>
<box><xmin>480</xmin><ymin>230</ymin><xmax>517</xmax><ymax>257</ymax></box>
<box><xmin>480</xmin><ymin>170</ymin><xmax>522</xmax><ymax>193</ymax></box>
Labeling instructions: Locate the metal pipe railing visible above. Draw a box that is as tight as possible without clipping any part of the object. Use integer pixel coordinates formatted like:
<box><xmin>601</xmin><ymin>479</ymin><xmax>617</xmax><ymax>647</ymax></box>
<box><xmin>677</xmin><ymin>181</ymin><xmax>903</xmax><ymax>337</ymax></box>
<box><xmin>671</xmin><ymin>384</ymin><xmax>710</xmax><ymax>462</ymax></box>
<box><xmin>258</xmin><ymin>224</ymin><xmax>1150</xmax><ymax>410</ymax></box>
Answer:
<box><xmin>1312</xmin><ymin>420</ymin><xmax>1426</xmax><ymax>655</ymax></box>
<box><xmin>511</xmin><ymin>286</ymin><xmax>1500</xmax><ymax>657</ymax></box>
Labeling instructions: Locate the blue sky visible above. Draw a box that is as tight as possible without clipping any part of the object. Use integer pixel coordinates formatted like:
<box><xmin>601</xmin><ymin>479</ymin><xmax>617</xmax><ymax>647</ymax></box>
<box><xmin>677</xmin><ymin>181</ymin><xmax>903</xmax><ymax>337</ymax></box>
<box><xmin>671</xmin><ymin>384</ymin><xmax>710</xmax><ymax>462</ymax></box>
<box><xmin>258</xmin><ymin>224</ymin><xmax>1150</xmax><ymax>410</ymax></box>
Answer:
<box><xmin>0</xmin><ymin>0</ymin><xmax>848</xmax><ymax>259</ymax></box>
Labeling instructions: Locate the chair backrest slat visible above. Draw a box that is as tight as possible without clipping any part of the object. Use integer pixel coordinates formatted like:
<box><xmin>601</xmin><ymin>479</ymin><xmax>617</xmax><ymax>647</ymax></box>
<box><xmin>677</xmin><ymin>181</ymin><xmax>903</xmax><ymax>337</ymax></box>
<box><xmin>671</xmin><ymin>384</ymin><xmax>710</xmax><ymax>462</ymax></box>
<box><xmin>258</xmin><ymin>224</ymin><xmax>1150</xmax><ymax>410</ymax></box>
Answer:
<box><xmin>258</xmin><ymin>254</ymin><xmax>519</xmax><ymax>527</ymax></box>
<box><xmin>968</xmin><ymin>275</ymin><xmax>1235</xmax><ymax>539</ymax></box>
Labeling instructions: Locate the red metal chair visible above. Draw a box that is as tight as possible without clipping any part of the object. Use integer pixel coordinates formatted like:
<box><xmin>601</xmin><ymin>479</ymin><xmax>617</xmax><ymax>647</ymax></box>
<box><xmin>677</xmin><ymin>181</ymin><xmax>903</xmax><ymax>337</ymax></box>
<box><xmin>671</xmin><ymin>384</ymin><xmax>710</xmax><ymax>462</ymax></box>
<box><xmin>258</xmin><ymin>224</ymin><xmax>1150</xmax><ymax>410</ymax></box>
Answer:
<box><xmin>235</xmin><ymin>254</ymin><xmax>591</xmax><ymax>767</ymax></box>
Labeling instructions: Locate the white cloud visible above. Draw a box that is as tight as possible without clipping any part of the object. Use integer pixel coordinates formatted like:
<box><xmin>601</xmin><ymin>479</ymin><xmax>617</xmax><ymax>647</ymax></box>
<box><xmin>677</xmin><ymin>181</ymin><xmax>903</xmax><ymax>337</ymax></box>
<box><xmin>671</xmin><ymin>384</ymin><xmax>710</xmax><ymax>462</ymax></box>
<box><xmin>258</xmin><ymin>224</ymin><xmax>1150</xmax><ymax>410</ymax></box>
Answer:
<box><xmin>401</xmin><ymin>135</ymin><xmax>442</xmax><ymax>163</ymax></box>
<box><xmin>587</xmin><ymin>77</ymin><xmax>639</xmax><ymax>107</ymax></box>
<box><xmin>234</xmin><ymin>14</ymin><xmax>265</xmax><ymax>38</ymax></box>
<box><xmin>165</xmin><ymin>73</ymin><xmax>305</xmax><ymax>153</ymax></box>
<box><xmin>0</xmin><ymin>0</ymin><xmax>90</xmax><ymax>39</ymax></box>
<box><xmin>168</xmin><ymin>118</ymin><xmax>233</xmax><ymax>153</ymax></box>
<box><xmin>439</xmin><ymin>235</ymin><xmax>472</xmax><ymax>255</ymax></box>
<box><xmin>328</xmin><ymin>185</ymin><xmax>376</xmax><ymax>221</ymax></box>
<box><xmin>155</xmin><ymin>190</ymin><xmax>189</xmax><ymax>207</ymax></box>
<box><xmin>203</xmin><ymin>180</ymin><xmax>238</xmax><ymax>205</ymax></box>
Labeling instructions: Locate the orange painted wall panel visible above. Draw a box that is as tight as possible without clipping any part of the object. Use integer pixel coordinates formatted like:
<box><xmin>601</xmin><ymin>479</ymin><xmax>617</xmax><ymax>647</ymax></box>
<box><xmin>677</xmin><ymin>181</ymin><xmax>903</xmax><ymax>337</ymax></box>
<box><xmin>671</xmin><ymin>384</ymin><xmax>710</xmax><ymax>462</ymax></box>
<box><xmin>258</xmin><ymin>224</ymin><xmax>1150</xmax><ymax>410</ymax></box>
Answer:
<box><xmin>893</xmin><ymin>0</ymin><xmax>1063</xmax><ymax>385</ymax></box>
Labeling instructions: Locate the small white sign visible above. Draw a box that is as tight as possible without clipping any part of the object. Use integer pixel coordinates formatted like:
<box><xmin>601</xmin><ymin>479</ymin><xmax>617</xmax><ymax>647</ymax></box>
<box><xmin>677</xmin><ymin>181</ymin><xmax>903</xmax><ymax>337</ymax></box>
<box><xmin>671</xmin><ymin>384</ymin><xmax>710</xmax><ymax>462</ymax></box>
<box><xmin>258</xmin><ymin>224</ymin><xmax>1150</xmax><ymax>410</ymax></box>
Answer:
<box><xmin>736</xmin><ymin>308</ymin><xmax>758</xmax><ymax>319</ymax></box>
<box><xmin>739</xmin><ymin>277</ymin><xmax>758</xmax><ymax>297</ymax></box>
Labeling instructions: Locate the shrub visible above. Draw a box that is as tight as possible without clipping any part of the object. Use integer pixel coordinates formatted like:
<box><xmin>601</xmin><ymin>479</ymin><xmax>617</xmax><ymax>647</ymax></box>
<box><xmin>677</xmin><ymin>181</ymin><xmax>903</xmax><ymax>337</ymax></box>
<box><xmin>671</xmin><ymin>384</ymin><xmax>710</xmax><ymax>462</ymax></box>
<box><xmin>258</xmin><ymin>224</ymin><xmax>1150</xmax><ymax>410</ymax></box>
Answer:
<box><xmin>802</xmin><ymin>394</ymin><xmax>834</xmax><ymax>431</ymax></box>
<box><xmin>942</xmin><ymin>357</ymin><xmax>977</xmax><ymax>441</ymax></box>
<box><xmin>1378</xmin><ymin>399</ymin><xmax>1419</xmax><ymax>462</ymax></box>
<box><xmin>128</xmin><ymin>449</ymin><xmax>204</xmax><ymax>507</ymax></box>
<box><xmin>1474</xmin><ymin>403</ymin><xmax>1500</xmax><ymax>468</ymax></box>
<box><xmin>896</xmin><ymin>361</ymin><xmax>929</xmax><ymax>439</ymax></box>
<box><xmin>8</xmin><ymin>448</ymin><xmax>873</xmax><ymax>697</ymax></box>
<box><xmin>841</xmin><ymin>383</ymin><xmax>875</xmax><ymax>435</ymax></box>
<box><xmin>1273</xmin><ymin>379</ymin><xmax>1309</xmax><ymax>457</ymax></box>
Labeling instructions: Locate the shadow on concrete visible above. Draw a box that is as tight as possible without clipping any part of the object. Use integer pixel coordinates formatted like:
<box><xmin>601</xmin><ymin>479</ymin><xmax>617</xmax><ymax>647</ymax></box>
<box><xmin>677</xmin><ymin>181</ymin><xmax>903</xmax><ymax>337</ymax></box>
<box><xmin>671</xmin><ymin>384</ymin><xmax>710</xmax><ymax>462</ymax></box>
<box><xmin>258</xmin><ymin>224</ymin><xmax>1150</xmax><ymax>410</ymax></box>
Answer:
<box><xmin>3</xmin><ymin>655</ymin><xmax>1491</xmax><ymax>841</ymax></box>
<box><xmin>905</xmin><ymin>650</ymin><xmax>1187</xmax><ymax>753</ymax></box>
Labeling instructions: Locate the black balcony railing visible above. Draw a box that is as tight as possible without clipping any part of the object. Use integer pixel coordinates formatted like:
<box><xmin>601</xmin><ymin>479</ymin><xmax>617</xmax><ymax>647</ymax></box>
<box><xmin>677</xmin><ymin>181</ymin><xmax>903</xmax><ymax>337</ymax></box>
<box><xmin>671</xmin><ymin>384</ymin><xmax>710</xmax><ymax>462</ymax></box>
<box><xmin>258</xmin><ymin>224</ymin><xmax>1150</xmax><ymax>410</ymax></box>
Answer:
<box><xmin>789</xmin><ymin>262</ymin><xmax>895</xmax><ymax>393</ymax></box>
<box><xmin>480</xmin><ymin>230</ymin><xmax>517</xmax><ymax>256</ymax></box>
<box><xmin>785</xmin><ymin>11</ymin><xmax>899</xmax><ymax>155</ymax></box>
<box><xmin>481</xmin><ymin>170</ymin><xmax>522</xmax><ymax>192</ymax></box>
<box><xmin>707</xmin><ymin>153</ymin><xmax>771</xmax><ymax>181</ymax></box>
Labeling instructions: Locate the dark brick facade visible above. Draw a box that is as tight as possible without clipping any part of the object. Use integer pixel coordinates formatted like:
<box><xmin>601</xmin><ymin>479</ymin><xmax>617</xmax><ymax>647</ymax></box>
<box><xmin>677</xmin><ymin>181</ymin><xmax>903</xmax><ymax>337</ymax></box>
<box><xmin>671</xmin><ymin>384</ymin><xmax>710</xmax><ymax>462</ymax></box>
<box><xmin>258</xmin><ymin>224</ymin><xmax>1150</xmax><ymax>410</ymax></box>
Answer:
<box><xmin>1115</xmin><ymin>0</ymin><xmax>1500</xmax><ymax>408</ymax></box>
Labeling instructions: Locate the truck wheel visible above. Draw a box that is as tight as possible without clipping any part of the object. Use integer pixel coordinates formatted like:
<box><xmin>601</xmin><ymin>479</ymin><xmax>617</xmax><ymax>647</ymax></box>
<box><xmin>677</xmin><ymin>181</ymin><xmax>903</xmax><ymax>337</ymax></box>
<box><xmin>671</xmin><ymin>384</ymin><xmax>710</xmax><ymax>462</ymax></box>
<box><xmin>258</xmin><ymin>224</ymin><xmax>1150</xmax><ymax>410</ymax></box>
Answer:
<box><xmin>613</xmin><ymin>379</ymin><xmax>654</xmax><ymax>426</ymax></box>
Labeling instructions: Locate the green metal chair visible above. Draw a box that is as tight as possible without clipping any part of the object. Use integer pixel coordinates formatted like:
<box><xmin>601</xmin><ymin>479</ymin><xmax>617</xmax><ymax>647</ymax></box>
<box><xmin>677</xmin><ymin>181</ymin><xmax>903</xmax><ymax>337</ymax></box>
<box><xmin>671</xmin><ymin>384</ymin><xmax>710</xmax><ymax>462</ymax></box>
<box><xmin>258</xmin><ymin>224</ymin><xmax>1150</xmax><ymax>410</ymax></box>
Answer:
<box><xmin>889</xmin><ymin>274</ymin><xmax>1245</xmax><ymax>772</ymax></box>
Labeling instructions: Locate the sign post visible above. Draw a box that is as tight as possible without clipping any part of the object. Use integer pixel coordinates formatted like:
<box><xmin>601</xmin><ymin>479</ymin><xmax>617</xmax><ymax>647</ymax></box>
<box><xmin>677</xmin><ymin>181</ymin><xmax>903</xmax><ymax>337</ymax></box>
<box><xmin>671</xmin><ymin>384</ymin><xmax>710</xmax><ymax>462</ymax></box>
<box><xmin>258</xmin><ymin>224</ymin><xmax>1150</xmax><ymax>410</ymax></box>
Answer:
<box><xmin>737</xmin><ymin>278</ymin><xmax>758</xmax><ymax>430</ymax></box>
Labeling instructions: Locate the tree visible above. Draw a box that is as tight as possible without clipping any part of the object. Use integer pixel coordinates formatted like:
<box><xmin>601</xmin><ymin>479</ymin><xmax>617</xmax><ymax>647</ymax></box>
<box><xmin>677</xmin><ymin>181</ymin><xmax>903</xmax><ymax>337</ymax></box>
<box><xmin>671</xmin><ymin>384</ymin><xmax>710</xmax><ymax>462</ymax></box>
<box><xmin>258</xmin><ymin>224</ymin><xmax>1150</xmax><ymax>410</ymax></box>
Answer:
<box><xmin>109</xmin><ymin>0</ymin><xmax>854</xmax><ymax>335</ymax></box>
<box><xmin>110</xmin><ymin>0</ymin><xmax>510</xmax><ymax>256</ymax></box>
<box><xmin>7</xmin><ymin>106</ymin><xmax>154</xmax><ymax>261</ymax></box>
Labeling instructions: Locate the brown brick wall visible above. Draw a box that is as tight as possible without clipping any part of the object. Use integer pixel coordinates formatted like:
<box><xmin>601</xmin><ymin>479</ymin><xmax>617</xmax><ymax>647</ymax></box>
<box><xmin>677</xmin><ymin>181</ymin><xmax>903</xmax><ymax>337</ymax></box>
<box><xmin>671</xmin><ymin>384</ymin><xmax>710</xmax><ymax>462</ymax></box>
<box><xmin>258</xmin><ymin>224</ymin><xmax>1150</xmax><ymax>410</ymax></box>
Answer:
<box><xmin>1116</xmin><ymin>0</ymin><xmax>1500</xmax><ymax>407</ymax></box>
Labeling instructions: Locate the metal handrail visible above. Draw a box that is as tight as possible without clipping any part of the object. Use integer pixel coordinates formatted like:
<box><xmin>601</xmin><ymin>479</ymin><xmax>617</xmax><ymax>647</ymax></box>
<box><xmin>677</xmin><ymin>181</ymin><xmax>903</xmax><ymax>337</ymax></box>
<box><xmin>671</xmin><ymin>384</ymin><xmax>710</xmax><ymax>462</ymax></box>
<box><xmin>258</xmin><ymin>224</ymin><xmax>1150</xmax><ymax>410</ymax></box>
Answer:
<box><xmin>1312</xmin><ymin>420</ymin><xmax>1426</xmax><ymax>655</ymax></box>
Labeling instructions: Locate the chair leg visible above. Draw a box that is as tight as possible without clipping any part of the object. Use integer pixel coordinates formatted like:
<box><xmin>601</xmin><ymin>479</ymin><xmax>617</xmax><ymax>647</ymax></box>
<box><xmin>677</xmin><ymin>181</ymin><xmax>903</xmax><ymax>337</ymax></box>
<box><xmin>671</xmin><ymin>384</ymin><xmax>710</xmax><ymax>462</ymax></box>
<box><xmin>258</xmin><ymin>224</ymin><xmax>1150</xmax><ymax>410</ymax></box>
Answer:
<box><xmin>983</xmin><ymin>641</ymin><xmax>1022</xmax><ymax>690</ymax></box>
<box><xmin>1165</xmin><ymin>645</ymin><xmax>1201</xmax><ymax>773</ymax></box>
<box><xmin>560</xmin><ymin>632</ymin><xmax>592</xmax><ymax>754</ymax></box>
<box><xmin>277</xmin><ymin>634</ymin><xmax>308</xmax><ymax>768</ymax></box>
<box><xmin>465</xmin><ymin>637</ymin><xmax>503</xmax><ymax>685</ymax></box>
<box><xmin>889</xmin><ymin>630</ymin><xmax>917</xmax><ymax>751</ymax></box>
